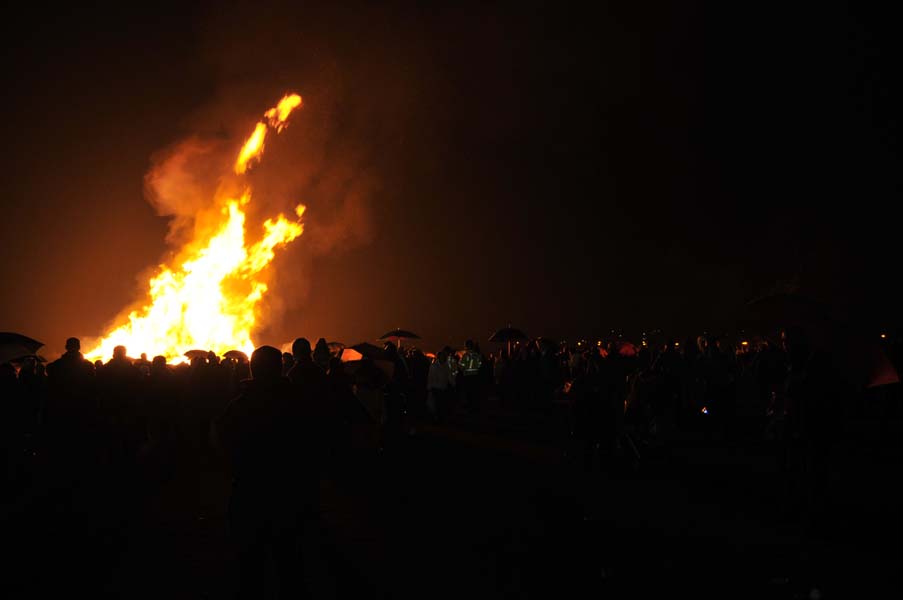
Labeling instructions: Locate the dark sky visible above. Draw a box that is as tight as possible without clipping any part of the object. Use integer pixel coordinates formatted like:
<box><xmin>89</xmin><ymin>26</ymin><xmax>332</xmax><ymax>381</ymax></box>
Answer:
<box><xmin>1</xmin><ymin>2</ymin><xmax>900</xmax><ymax>357</ymax></box>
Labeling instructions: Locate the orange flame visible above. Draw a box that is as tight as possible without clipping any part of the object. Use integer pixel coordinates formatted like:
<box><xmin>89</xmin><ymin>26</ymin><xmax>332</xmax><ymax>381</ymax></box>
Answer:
<box><xmin>235</xmin><ymin>93</ymin><xmax>302</xmax><ymax>174</ymax></box>
<box><xmin>86</xmin><ymin>93</ymin><xmax>305</xmax><ymax>363</ymax></box>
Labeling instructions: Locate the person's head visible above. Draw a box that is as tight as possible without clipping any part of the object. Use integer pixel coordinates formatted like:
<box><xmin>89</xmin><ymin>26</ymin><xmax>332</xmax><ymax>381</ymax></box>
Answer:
<box><xmin>94</xmin><ymin>359</ymin><xmax>103</xmax><ymax>370</ymax></box>
<box><xmin>65</xmin><ymin>337</ymin><xmax>81</xmax><ymax>353</ymax></box>
<box><xmin>465</xmin><ymin>339</ymin><xmax>474</xmax><ymax>351</ymax></box>
<box><xmin>292</xmin><ymin>337</ymin><xmax>312</xmax><ymax>361</ymax></box>
<box><xmin>328</xmin><ymin>356</ymin><xmax>343</xmax><ymax>376</ymax></box>
<box><xmin>282</xmin><ymin>352</ymin><xmax>294</xmax><ymax>366</ymax></box>
<box><xmin>250</xmin><ymin>345</ymin><xmax>284</xmax><ymax>382</ymax></box>
<box><xmin>437</xmin><ymin>350</ymin><xmax>447</xmax><ymax>363</ymax></box>
<box><xmin>140</xmin><ymin>353</ymin><xmax>148</xmax><ymax>361</ymax></box>
<box><xmin>151</xmin><ymin>355</ymin><xmax>167</xmax><ymax>371</ymax></box>
<box><xmin>383</xmin><ymin>341</ymin><xmax>397</xmax><ymax>358</ymax></box>
<box><xmin>17</xmin><ymin>356</ymin><xmax>36</xmax><ymax>376</ymax></box>
<box><xmin>315</xmin><ymin>338</ymin><xmax>329</xmax><ymax>351</ymax></box>
<box><xmin>113</xmin><ymin>345</ymin><xmax>127</xmax><ymax>360</ymax></box>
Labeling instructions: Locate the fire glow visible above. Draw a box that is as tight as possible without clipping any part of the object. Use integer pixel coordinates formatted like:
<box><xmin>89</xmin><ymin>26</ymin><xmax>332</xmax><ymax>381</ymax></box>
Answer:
<box><xmin>86</xmin><ymin>94</ymin><xmax>305</xmax><ymax>363</ymax></box>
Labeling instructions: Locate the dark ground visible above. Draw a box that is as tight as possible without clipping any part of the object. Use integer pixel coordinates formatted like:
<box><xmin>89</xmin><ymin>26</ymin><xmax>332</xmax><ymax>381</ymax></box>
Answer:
<box><xmin>4</xmin><ymin>399</ymin><xmax>903</xmax><ymax>599</ymax></box>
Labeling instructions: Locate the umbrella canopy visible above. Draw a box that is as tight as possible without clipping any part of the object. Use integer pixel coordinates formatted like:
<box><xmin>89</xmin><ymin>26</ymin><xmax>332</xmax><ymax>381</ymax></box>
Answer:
<box><xmin>223</xmin><ymin>350</ymin><xmax>249</xmax><ymax>363</ymax></box>
<box><xmin>617</xmin><ymin>341</ymin><xmax>640</xmax><ymax>357</ymax></box>
<box><xmin>739</xmin><ymin>293</ymin><xmax>899</xmax><ymax>389</ymax></box>
<box><xmin>184</xmin><ymin>349</ymin><xmax>209</xmax><ymax>361</ymax></box>
<box><xmin>0</xmin><ymin>332</ymin><xmax>44</xmax><ymax>365</ymax></box>
<box><xmin>379</xmin><ymin>328</ymin><xmax>420</xmax><ymax>341</ymax></box>
<box><xmin>489</xmin><ymin>326</ymin><xmax>528</xmax><ymax>343</ymax></box>
<box><xmin>347</xmin><ymin>342</ymin><xmax>389</xmax><ymax>361</ymax></box>
<box><xmin>342</xmin><ymin>342</ymin><xmax>395</xmax><ymax>382</ymax></box>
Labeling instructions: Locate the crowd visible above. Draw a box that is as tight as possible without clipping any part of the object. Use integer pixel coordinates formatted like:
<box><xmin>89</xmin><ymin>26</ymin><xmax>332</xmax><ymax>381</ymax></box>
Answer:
<box><xmin>2</xmin><ymin>328</ymin><xmax>901</xmax><ymax>597</ymax></box>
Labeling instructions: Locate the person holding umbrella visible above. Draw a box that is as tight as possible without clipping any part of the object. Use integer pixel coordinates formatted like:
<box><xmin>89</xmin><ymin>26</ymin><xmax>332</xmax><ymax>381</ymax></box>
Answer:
<box><xmin>378</xmin><ymin>328</ymin><xmax>421</xmax><ymax>352</ymax></box>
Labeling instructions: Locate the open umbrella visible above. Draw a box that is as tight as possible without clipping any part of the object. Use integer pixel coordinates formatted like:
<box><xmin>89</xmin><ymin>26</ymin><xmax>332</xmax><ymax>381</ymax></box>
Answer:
<box><xmin>489</xmin><ymin>325</ymin><xmax>528</xmax><ymax>356</ymax></box>
<box><xmin>343</xmin><ymin>342</ymin><xmax>395</xmax><ymax>381</ymax></box>
<box><xmin>184</xmin><ymin>349</ymin><xmax>209</xmax><ymax>361</ymax></box>
<box><xmin>740</xmin><ymin>293</ymin><xmax>899</xmax><ymax>389</ymax></box>
<box><xmin>379</xmin><ymin>328</ymin><xmax>420</xmax><ymax>349</ymax></box>
<box><xmin>347</xmin><ymin>342</ymin><xmax>388</xmax><ymax>361</ymax></box>
<box><xmin>223</xmin><ymin>350</ymin><xmax>249</xmax><ymax>363</ymax></box>
<box><xmin>0</xmin><ymin>332</ymin><xmax>44</xmax><ymax>365</ymax></box>
<box><xmin>617</xmin><ymin>341</ymin><xmax>640</xmax><ymax>357</ymax></box>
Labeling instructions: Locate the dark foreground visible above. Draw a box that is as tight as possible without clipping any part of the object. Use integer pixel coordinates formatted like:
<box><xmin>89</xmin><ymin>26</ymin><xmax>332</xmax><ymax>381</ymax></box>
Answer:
<box><xmin>5</xmin><ymin>406</ymin><xmax>903</xmax><ymax>599</ymax></box>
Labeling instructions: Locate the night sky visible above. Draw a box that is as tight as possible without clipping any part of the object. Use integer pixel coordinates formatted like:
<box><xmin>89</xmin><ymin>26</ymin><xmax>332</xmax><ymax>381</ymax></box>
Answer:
<box><xmin>2</xmin><ymin>2</ymin><xmax>900</xmax><ymax>358</ymax></box>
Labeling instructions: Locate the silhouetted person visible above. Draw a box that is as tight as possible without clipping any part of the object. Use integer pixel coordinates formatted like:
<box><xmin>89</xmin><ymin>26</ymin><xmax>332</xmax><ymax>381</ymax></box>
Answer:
<box><xmin>1</xmin><ymin>363</ymin><xmax>22</xmax><ymax>491</ymax></box>
<box><xmin>145</xmin><ymin>356</ymin><xmax>177</xmax><ymax>456</ymax></box>
<box><xmin>382</xmin><ymin>341</ymin><xmax>409</xmax><ymax>447</ymax></box>
<box><xmin>493</xmin><ymin>349</ymin><xmax>513</xmax><ymax>409</ymax></box>
<box><xmin>568</xmin><ymin>354</ymin><xmax>602</xmax><ymax>472</ymax></box>
<box><xmin>459</xmin><ymin>339</ymin><xmax>482</xmax><ymax>414</ymax></box>
<box><xmin>17</xmin><ymin>356</ymin><xmax>46</xmax><ymax>437</ymax></box>
<box><xmin>312</xmin><ymin>338</ymin><xmax>330</xmax><ymax>371</ymax></box>
<box><xmin>281</xmin><ymin>352</ymin><xmax>294</xmax><ymax>376</ymax></box>
<box><xmin>651</xmin><ymin>340</ymin><xmax>682</xmax><ymax>425</ymax></box>
<box><xmin>287</xmin><ymin>337</ymin><xmax>333</xmax><ymax>463</ymax></box>
<box><xmin>780</xmin><ymin>326</ymin><xmax>844</xmax><ymax>530</ymax></box>
<box><xmin>211</xmin><ymin>345</ymin><xmax>313</xmax><ymax>600</ymax></box>
<box><xmin>427</xmin><ymin>350</ymin><xmax>454</xmax><ymax>423</ymax></box>
<box><xmin>326</xmin><ymin>357</ymin><xmax>373</xmax><ymax>463</ymax></box>
<box><xmin>45</xmin><ymin>337</ymin><xmax>97</xmax><ymax>467</ymax></box>
<box><xmin>288</xmin><ymin>338</ymin><xmax>328</xmax><ymax>397</ymax></box>
<box><xmin>705</xmin><ymin>337</ymin><xmax>738</xmax><ymax>440</ymax></box>
<box><xmin>404</xmin><ymin>349</ymin><xmax>430</xmax><ymax>427</ymax></box>
<box><xmin>97</xmin><ymin>345</ymin><xmax>141</xmax><ymax>465</ymax></box>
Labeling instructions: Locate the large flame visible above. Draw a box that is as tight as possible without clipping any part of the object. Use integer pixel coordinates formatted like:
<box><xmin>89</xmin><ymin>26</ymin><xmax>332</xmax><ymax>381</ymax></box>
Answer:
<box><xmin>86</xmin><ymin>93</ymin><xmax>305</xmax><ymax>363</ymax></box>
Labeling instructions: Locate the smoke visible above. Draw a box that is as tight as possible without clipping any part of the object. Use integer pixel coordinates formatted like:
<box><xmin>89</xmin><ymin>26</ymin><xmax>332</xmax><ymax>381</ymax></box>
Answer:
<box><xmin>132</xmin><ymin>77</ymin><xmax>380</xmax><ymax>345</ymax></box>
<box><xmin>103</xmin><ymin>3</ymin><xmax>430</xmax><ymax>346</ymax></box>
<box><xmin>143</xmin><ymin>135</ymin><xmax>226</xmax><ymax>246</ymax></box>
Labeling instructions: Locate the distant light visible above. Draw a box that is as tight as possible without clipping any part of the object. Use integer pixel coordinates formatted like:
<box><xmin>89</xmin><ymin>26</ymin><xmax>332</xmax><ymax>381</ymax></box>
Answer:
<box><xmin>641</xmin><ymin>341</ymin><xmax>647</xmax><ymax>347</ymax></box>
<box><xmin>674</xmin><ymin>342</ymin><xmax>680</xmax><ymax>347</ymax></box>
<box><xmin>880</xmin><ymin>333</ymin><xmax>887</xmax><ymax>339</ymax></box>
<box><xmin>741</xmin><ymin>340</ymin><xmax>749</xmax><ymax>346</ymax></box>
<box><xmin>597</xmin><ymin>341</ymin><xmax>602</xmax><ymax>346</ymax></box>
<box><xmin>701</xmin><ymin>407</ymin><xmax>708</xmax><ymax>414</ymax></box>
